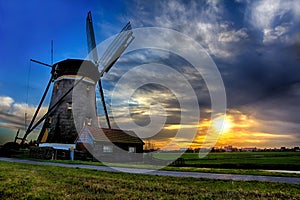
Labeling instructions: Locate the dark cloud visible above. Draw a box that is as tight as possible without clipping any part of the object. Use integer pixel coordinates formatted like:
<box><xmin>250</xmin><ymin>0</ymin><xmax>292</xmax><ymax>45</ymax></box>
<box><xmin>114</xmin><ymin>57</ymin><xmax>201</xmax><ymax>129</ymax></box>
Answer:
<box><xmin>102</xmin><ymin>48</ymin><xmax>211</xmax><ymax>127</ymax></box>
<box><xmin>116</xmin><ymin>0</ymin><xmax>300</xmax><ymax>145</ymax></box>
<box><xmin>3</xmin><ymin>0</ymin><xmax>299</xmax><ymax>147</ymax></box>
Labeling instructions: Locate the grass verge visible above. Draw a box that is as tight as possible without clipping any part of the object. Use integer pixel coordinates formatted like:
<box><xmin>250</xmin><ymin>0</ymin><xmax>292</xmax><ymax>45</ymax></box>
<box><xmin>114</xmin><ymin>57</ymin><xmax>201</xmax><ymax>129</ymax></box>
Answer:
<box><xmin>0</xmin><ymin>161</ymin><xmax>299</xmax><ymax>199</ymax></box>
<box><xmin>19</xmin><ymin>157</ymin><xmax>300</xmax><ymax>178</ymax></box>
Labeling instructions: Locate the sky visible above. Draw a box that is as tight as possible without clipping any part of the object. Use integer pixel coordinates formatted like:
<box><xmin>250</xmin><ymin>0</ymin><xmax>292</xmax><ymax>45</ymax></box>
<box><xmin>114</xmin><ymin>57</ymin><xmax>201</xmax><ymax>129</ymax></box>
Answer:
<box><xmin>0</xmin><ymin>0</ymin><xmax>300</xmax><ymax>149</ymax></box>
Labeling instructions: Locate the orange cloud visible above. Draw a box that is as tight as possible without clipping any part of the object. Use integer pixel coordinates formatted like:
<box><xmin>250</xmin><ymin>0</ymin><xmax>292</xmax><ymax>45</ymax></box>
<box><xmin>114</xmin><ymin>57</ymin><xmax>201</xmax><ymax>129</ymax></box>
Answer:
<box><xmin>191</xmin><ymin>109</ymin><xmax>295</xmax><ymax>148</ymax></box>
<box><xmin>146</xmin><ymin>109</ymin><xmax>296</xmax><ymax>150</ymax></box>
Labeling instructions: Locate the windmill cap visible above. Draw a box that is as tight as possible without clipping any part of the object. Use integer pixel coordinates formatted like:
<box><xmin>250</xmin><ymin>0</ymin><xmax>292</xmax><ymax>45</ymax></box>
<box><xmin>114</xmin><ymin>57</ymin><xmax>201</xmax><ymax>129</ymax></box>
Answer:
<box><xmin>52</xmin><ymin>59</ymin><xmax>100</xmax><ymax>82</ymax></box>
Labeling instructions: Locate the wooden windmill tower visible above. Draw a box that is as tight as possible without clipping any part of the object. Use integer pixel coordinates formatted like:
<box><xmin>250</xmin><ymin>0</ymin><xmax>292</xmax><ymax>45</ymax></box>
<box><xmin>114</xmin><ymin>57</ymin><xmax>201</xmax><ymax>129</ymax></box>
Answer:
<box><xmin>21</xmin><ymin>11</ymin><xmax>134</xmax><ymax>145</ymax></box>
<box><xmin>37</xmin><ymin>59</ymin><xmax>100</xmax><ymax>143</ymax></box>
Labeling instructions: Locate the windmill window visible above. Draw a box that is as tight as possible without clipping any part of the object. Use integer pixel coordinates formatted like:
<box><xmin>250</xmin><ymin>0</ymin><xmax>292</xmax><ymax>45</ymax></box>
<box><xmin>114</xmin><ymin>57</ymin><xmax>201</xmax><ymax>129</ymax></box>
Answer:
<box><xmin>94</xmin><ymin>144</ymin><xmax>101</xmax><ymax>152</ymax></box>
<box><xmin>67</xmin><ymin>102</ymin><xmax>72</xmax><ymax>110</ymax></box>
<box><xmin>103</xmin><ymin>145</ymin><xmax>113</xmax><ymax>153</ymax></box>
<box><xmin>49</xmin><ymin>117</ymin><xmax>53</xmax><ymax>124</ymax></box>
<box><xmin>128</xmin><ymin>147</ymin><xmax>136</xmax><ymax>153</ymax></box>
<box><xmin>86</xmin><ymin>85</ymin><xmax>90</xmax><ymax>91</ymax></box>
<box><xmin>55</xmin><ymin>83</ymin><xmax>59</xmax><ymax>89</ymax></box>
<box><xmin>87</xmin><ymin>118</ymin><xmax>92</xmax><ymax>126</ymax></box>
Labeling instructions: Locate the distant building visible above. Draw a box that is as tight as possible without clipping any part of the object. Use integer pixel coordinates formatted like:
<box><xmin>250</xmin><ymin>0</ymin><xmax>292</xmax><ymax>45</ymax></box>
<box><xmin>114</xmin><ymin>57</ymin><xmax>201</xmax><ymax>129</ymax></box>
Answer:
<box><xmin>222</xmin><ymin>145</ymin><xmax>239</xmax><ymax>152</ymax></box>
<box><xmin>224</xmin><ymin>145</ymin><xmax>233</xmax><ymax>152</ymax></box>
<box><xmin>280</xmin><ymin>147</ymin><xmax>286</xmax><ymax>151</ymax></box>
<box><xmin>241</xmin><ymin>147</ymin><xmax>257</xmax><ymax>152</ymax></box>
<box><xmin>179</xmin><ymin>148</ymin><xmax>188</xmax><ymax>152</ymax></box>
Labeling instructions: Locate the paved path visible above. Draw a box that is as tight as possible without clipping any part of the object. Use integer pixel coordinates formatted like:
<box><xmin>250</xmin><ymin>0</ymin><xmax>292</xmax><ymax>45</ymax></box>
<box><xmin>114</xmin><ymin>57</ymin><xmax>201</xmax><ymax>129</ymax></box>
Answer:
<box><xmin>1</xmin><ymin>157</ymin><xmax>299</xmax><ymax>184</ymax></box>
<box><xmin>264</xmin><ymin>170</ymin><xmax>300</xmax><ymax>174</ymax></box>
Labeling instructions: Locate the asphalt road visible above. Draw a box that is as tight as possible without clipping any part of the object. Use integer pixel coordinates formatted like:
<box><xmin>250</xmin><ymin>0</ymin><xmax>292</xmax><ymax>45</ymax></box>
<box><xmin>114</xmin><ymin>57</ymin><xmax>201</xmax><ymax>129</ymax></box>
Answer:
<box><xmin>1</xmin><ymin>157</ymin><xmax>299</xmax><ymax>184</ymax></box>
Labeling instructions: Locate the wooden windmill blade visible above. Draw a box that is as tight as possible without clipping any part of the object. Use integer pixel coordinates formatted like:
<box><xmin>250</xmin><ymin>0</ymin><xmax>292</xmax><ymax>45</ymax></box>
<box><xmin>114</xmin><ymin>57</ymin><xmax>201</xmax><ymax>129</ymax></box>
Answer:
<box><xmin>98</xmin><ymin>21</ymin><xmax>134</xmax><ymax>76</ymax></box>
<box><xmin>86</xmin><ymin>11</ymin><xmax>111</xmax><ymax>129</ymax></box>
<box><xmin>86</xmin><ymin>11</ymin><xmax>134</xmax><ymax>76</ymax></box>
<box><xmin>86</xmin><ymin>12</ymin><xmax>107</xmax><ymax>129</ymax></box>
<box><xmin>86</xmin><ymin>11</ymin><xmax>134</xmax><ymax>129</ymax></box>
<box><xmin>86</xmin><ymin>11</ymin><xmax>99</xmax><ymax>63</ymax></box>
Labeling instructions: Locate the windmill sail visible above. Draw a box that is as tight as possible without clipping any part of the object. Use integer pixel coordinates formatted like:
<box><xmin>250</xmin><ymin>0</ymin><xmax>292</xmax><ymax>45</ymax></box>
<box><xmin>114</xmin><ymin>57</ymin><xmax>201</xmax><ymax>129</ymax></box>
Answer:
<box><xmin>86</xmin><ymin>11</ymin><xmax>134</xmax><ymax>129</ymax></box>
<box><xmin>86</xmin><ymin>11</ymin><xmax>111</xmax><ymax>129</ymax></box>
<box><xmin>86</xmin><ymin>11</ymin><xmax>99</xmax><ymax>63</ymax></box>
<box><xmin>98</xmin><ymin>21</ymin><xmax>134</xmax><ymax>76</ymax></box>
<box><xmin>86</xmin><ymin>11</ymin><xmax>134</xmax><ymax>76</ymax></box>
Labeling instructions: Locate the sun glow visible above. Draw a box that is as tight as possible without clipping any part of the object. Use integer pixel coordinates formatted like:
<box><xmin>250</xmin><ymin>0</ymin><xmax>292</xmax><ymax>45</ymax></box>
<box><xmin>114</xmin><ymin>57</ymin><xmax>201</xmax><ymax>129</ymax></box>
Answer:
<box><xmin>156</xmin><ymin>109</ymin><xmax>294</xmax><ymax>149</ymax></box>
<box><xmin>212</xmin><ymin>115</ymin><xmax>232</xmax><ymax>134</ymax></box>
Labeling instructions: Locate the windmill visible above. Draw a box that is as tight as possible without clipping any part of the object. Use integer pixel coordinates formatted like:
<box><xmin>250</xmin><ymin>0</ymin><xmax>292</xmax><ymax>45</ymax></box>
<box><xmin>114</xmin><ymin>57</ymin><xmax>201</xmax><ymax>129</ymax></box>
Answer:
<box><xmin>20</xmin><ymin>11</ymin><xmax>134</xmax><ymax>145</ymax></box>
<box><xmin>86</xmin><ymin>11</ymin><xmax>134</xmax><ymax>129</ymax></box>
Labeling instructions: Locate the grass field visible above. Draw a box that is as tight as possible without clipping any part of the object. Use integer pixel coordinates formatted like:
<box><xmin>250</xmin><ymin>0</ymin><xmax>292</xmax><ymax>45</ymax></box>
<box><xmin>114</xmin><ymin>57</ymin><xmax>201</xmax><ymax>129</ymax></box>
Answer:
<box><xmin>24</xmin><ymin>157</ymin><xmax>300</xmax><ymax>178</ymax></box>
<box><xmin>0</xmin><ymin>161</ymin><xmax>299</xmax><ymax>199</ymax></box>
<box><xmin>153</xmin><ymin>152</ymin><xmax>300</xmax><ymax>170</ymax></box>
<box><xmin>7</xmin><ymin>151</ymin><xmax>300</xmax><ymax>178</ymax></box>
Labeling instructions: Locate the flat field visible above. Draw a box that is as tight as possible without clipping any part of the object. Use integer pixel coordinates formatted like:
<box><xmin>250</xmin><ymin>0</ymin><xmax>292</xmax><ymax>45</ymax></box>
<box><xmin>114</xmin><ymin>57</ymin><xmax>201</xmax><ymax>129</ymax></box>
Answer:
<box><xmin>154</xmin><ymin>152</ymin><xmax>300</xmax><ymax>170</ymax></box>
<box><xmin>0</xmin><ymin>161</ymin><xmax>299</xmax><ymax>199</ymax></box>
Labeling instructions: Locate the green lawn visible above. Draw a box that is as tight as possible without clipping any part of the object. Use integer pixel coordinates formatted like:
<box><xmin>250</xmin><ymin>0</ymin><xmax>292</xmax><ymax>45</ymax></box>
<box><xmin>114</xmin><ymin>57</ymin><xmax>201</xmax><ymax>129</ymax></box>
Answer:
<box><xmin>0</xmin><ymin>161</ymin><xmax>299</xmax><ymax>199</ymax></box>
<box><xmin>153</xmin><ymin>152</ymin><xmax>300</xmax><ymax>170</ymax></box>
<box><xmin>14</xmin><ymin>157</ymin><xmax>300</xmax><ymax>178</ymax></box>
<box><xmin>8</xmin><ymin>151</ymin><xmax>300</xmax><ymax>177</ymax></box>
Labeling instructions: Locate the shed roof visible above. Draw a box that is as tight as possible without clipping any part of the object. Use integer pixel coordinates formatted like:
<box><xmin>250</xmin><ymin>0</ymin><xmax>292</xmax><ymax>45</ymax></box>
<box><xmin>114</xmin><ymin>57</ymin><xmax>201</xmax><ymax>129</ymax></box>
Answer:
<box><xmin>78</xmin><ymin>126</ymin><xmax>144</xmax><ymax>144</ymax></box>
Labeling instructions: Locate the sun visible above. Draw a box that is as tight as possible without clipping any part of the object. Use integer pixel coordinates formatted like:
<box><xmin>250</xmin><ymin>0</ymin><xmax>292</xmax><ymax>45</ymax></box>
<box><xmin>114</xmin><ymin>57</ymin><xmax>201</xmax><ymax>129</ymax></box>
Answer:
<box><xmin>211</xmin><ymin>115</ymin><xmax>232</xmax><ymax>134</ymax></box>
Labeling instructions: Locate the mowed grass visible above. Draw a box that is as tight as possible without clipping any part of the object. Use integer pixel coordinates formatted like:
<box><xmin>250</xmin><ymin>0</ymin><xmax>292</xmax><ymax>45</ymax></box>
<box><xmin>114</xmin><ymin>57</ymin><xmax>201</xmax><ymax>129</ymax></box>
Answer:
<box><xmin>154</xmin><ymin>152</ymin><xmax>300</xmax><ymax>169</ymax></box>
<box><xmin>0</xmin><ymin>161</ymin><xmax>299</xmax><ymax>199</ymax></box>
<box><xmin>18</xmin><ymin>157</ymin><xmax>300</xmax><ymax>178</ymax></box>
<box><xmin>12</xmin><ymin>151</ymin><xmax>300</xmax><ymax>178</ymax></box>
